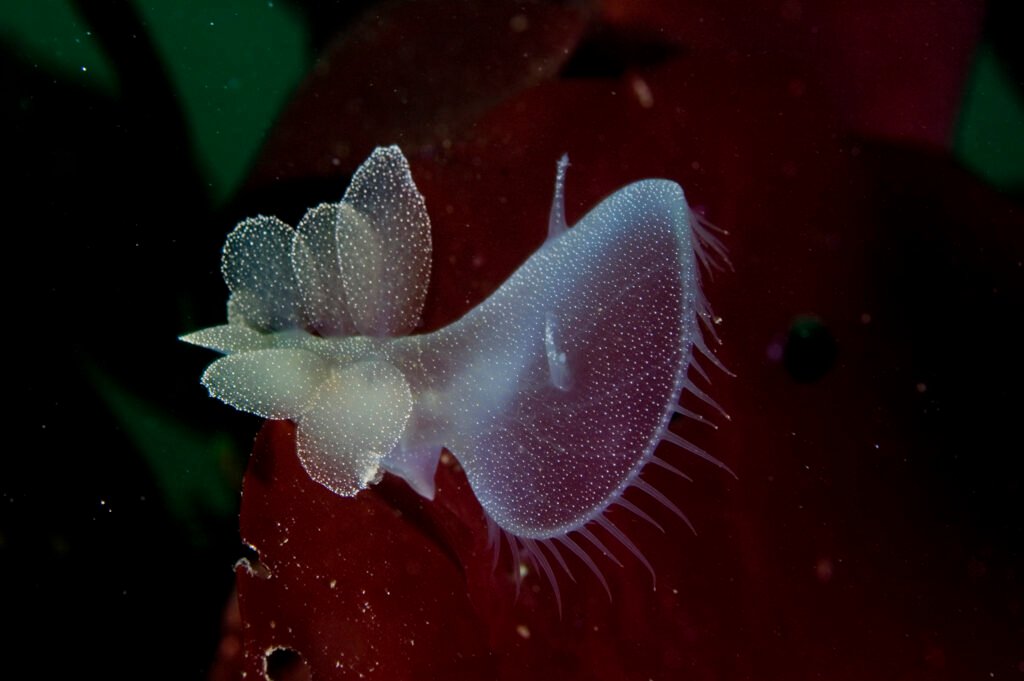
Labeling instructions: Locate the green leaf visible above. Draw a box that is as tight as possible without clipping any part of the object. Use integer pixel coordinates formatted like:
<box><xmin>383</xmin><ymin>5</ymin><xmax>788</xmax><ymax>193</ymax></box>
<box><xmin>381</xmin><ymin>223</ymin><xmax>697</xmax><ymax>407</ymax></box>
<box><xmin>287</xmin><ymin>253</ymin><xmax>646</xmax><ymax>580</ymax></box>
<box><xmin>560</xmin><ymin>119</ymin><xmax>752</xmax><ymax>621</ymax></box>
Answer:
<box><xmin>89</xmin><ymin>364</ymin><xmax>242</xmax><ymax>547</ymax></box>
<box><xmin>0</xmin><ymin>0</ymin><xmax>118</xmax><ymax>93</ymax></box>
<box><xmin>955</xmin><ymin>43</ymin><xmax>1024</xmax><ymax>191</ymax></box>
<box><xmin>1</xmin><ymin>0</ymin><xmax>310</xmax><ymax>203</ymax></box>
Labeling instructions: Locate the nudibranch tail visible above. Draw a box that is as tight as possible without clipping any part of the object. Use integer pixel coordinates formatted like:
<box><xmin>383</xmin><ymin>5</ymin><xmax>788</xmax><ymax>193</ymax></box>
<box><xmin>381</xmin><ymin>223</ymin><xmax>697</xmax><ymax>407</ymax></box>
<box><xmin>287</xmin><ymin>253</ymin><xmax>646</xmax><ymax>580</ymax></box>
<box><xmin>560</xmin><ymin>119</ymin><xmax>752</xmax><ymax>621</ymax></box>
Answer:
<box><xmin>435</xmin><ymin>156</ymin><xmax>731</xmax><ymax>606</ymax></box>
<box><xmin>181</xmin><ymin>145</ymin><xmax>729</xmax><ymax>611</ymax></box>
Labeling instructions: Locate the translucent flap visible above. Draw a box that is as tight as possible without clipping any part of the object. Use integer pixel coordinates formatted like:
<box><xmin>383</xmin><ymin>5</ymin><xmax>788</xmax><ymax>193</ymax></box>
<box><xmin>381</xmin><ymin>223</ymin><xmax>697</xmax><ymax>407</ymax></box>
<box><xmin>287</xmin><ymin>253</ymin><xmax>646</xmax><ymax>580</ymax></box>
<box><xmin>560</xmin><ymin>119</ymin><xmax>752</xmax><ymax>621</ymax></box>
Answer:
<box><xmin>179</xmin><ymin>324</ymin><xmax>270</xmax><ymax>354</ymax></box>
<box><xmin>201</xmin><ymin>348</ymin><xmax>331</xmax><ymax>419</ymax></box>
<box><xmin>337</xmin><ymin>146</ymin><xmax>431</xmax><ymax>337</ymax></box>
<box><xmin>222</xmin><ymin>216</ymin><xmax>304</xmax><ymax>332</ymax></box>
<box><xmin>292</xmin><ymin>203</ymin><xmax>356</xmax><ymax>337</ymax></box>
<box><xmin>296</xmin><ymin>359</ymin><xmax>413</xmax><ymax>496</ymax></box>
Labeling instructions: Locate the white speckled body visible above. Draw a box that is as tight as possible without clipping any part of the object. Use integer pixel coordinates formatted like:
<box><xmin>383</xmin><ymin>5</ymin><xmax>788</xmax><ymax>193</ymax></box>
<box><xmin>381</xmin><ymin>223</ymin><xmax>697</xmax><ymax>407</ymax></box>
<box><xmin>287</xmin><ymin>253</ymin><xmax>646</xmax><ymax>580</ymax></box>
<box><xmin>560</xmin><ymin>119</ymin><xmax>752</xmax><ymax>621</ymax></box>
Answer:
<box><xmin>182</xmin><ymin>146</ymin><xmax>729</xmax><ymax>598</ymax></box>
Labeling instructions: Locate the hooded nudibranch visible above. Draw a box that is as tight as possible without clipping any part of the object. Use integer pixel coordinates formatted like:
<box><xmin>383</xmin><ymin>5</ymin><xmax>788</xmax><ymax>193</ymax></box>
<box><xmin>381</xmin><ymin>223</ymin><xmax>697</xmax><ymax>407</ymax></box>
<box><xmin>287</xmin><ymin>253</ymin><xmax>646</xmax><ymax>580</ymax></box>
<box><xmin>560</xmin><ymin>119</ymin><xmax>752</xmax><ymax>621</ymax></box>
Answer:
<box><xmin>182</xmin><ymin>145</ymin><xmax>732</xmax><ymax>606</ymax></box>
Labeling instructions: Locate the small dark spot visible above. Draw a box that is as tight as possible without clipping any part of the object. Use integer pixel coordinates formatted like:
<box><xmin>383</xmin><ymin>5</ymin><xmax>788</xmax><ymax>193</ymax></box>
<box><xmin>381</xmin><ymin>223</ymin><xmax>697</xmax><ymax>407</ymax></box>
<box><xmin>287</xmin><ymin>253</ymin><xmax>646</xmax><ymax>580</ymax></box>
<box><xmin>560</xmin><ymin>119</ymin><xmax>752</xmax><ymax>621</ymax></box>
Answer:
<box><xmin>235</xmin><ymin>543</ymin><xmax>271</xmax><ymax>579</ymax></box>
<box><xmin>560</xmin><ymin>25</ymin><xmax>684</xmax><ymax>79</ymax></box>
<box><xmin>783</xmin><ymin>315</ymin><xmax>837</xmax><ymax>383</ymax></box>
<box><xmin>265</xmin><ymin>647</ymin><xmax>311</xmax><ymax>681</ymax></box>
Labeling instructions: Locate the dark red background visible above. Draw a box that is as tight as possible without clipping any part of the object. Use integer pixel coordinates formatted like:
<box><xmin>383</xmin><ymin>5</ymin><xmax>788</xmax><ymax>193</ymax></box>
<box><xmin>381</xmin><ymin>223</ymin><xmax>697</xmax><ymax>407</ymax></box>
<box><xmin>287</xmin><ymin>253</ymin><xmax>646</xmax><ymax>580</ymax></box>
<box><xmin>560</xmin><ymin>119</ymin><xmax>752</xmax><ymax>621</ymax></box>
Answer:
<box><xmin>208</xmin><ymin>1</ymin><xmax>1023</xmax><ymax>679</ymax></box>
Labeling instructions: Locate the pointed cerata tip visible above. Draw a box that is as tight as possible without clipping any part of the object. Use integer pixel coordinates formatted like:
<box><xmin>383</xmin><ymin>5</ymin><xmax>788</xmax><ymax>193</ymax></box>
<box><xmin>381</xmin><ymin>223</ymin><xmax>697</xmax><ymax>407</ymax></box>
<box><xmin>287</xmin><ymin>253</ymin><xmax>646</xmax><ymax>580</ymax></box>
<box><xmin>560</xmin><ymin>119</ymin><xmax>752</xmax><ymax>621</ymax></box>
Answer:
<box><xmin>180</xmin><ymin>144</ymin><xmax>733</xmax><ymax>600</ymax></box>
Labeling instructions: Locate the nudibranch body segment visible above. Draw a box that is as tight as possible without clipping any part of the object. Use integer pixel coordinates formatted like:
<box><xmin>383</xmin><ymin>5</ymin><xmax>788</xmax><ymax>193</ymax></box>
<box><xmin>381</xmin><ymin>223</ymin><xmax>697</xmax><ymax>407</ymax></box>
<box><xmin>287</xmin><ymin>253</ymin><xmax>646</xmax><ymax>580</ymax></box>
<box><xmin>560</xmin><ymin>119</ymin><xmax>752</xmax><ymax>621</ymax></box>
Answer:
<box><xmin>391</xmin><ymin>178</ymin><xmax>717</xmax><ymax>538</ymax></box>
<box><xmin>181</xmin><ymin>146</ymin><xmax>729</xmax><ymax>595</ymax></box>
